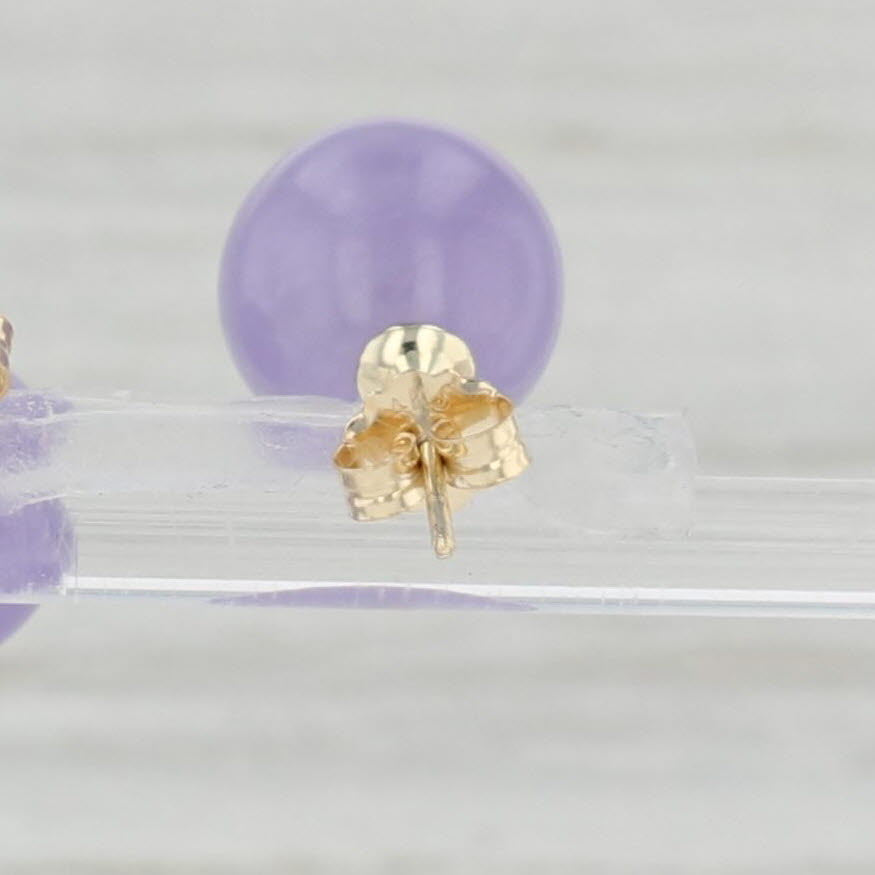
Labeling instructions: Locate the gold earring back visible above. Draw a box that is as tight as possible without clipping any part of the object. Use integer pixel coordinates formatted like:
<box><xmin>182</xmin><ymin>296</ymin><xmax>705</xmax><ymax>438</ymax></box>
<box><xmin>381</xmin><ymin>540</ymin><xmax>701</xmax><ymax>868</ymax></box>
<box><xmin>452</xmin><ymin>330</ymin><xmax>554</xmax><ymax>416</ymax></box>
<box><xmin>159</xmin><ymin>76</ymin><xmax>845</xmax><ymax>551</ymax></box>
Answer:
<box><xmin>333</xmin><ymin>324</ymin><xmax>530</xmax><ymax>559</ymax></box>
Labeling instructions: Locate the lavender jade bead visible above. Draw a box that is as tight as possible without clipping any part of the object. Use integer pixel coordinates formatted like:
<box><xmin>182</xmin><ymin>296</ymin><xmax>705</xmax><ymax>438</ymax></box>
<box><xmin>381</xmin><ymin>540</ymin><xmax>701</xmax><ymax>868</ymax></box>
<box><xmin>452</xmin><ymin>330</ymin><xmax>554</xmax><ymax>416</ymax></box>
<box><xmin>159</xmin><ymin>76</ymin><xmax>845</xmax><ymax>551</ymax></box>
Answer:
<box><xmin>0</xmin><ymin>378</ymin><xmax>76</xmax><ymax>645</ymax></box>
<box><xmin>0</xmin><ymin>604</ymin><xmax>34</xmax><ymax>644</ymax></box>
<box><xmin>220</xmin><ymin>120</ymin><xmax>561</xmax><ymax>402</ymax></box>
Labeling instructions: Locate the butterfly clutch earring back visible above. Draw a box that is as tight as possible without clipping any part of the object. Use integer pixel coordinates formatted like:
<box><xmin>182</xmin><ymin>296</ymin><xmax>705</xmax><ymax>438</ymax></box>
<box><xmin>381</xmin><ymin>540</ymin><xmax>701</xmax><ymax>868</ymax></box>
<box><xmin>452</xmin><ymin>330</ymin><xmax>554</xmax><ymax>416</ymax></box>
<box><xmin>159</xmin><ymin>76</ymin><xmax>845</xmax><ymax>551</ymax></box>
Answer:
<box><xmin>333</xmin><ymin>324</ymin><xmax>529</xmax><ymax>559</ymax></box>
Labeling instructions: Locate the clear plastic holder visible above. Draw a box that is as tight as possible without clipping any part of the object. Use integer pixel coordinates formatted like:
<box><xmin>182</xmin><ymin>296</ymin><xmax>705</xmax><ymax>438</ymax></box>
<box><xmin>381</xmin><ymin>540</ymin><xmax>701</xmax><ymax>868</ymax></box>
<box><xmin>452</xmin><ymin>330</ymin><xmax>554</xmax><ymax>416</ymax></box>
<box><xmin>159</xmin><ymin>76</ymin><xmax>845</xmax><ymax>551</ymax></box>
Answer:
<box><xmin>2</xmin><ymin>391</ymin><xmax>875</xmax><ymax>617</ymax></box>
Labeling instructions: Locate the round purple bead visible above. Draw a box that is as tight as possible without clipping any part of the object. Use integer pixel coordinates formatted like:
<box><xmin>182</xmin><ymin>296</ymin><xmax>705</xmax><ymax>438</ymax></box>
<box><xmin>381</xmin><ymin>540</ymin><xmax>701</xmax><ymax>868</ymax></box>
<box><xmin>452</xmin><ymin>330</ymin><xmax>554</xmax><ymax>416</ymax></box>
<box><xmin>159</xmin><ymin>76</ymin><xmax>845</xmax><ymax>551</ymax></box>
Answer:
<box><xmin>220</xmin><ymin>120</ymin><xmax>561</xmax><ymax>402</ymax></box>
<box><xmin>0</xmin><ymin>378</ymin><xmax>76</xmax><ymax>645</ymax></box>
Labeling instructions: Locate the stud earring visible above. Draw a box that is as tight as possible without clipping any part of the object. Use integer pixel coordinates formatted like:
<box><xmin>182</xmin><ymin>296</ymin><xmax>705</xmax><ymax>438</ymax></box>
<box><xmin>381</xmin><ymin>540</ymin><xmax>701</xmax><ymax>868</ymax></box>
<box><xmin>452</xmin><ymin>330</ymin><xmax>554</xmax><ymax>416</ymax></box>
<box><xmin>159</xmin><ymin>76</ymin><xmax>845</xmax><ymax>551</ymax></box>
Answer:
<box><xmin>220</xmin><ymin>119</ymin><xmax>562</xmax><ymax>556</ymax></box>
<box><xmin>333</xmin><ymin>324</ymin><xmax>529</xmax><ymax>558</ymax></box>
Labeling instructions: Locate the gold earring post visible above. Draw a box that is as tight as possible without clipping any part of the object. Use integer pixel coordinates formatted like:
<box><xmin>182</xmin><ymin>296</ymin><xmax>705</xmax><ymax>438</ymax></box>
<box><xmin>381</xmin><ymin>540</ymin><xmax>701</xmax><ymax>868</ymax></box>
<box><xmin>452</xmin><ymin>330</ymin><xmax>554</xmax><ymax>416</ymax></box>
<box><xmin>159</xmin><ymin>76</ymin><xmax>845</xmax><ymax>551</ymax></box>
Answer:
<box><xmin>0</xmin><ymin>317</ymin><xmax>13</xmax><ymax>399</ymax></box>
<box><xmin>420</xmin><ymin>437</ymin><xmax>455</xmax><ymax>558</ymax></box>
<box><xmin>333</xmin><ymin>324</ymin><xmax>530</xmax><ymax>559</ymax></box>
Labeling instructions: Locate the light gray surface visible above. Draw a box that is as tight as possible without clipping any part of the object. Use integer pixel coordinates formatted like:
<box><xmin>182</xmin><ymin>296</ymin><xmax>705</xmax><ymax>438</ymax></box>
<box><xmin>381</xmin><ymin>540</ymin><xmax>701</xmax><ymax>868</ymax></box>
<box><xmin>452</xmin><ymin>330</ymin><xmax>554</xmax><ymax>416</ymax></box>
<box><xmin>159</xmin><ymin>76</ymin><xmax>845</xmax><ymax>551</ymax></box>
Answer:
<box><xmin>1</xmin><ymin>1</ymin><xmax>874</xmax><ymax>871</ymax></box>
<box><xmin>6</xmin><ymin>606</ymin><xmax>875</xmax><ymax>873</ymax></box>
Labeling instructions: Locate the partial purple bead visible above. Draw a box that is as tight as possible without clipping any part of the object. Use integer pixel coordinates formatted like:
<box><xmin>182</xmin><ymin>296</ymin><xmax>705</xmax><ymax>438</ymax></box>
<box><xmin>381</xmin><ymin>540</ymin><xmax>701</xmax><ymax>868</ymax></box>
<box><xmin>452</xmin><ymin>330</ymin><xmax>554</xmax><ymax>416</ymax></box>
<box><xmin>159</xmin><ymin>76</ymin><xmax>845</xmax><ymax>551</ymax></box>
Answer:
<box><xmin>220</xmin><ymin>120</ymin><xmax>561</xmax><ymax>402</ymax></box>
<box><xmin>0</xmin><ymin>378</ymin><xmax>76</xmax><ymax>645</ymax></box>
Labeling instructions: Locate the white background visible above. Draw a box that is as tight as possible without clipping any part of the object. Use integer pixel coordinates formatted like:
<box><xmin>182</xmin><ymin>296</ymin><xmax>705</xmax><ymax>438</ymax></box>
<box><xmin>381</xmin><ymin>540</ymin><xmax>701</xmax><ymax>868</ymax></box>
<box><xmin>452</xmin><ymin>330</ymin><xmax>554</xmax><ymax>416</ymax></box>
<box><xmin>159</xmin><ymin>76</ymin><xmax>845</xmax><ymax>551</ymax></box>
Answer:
<box><xmin>1</xmin><ymin>2</ymin><xmax>874</xmax><ymax>871</ymax></box>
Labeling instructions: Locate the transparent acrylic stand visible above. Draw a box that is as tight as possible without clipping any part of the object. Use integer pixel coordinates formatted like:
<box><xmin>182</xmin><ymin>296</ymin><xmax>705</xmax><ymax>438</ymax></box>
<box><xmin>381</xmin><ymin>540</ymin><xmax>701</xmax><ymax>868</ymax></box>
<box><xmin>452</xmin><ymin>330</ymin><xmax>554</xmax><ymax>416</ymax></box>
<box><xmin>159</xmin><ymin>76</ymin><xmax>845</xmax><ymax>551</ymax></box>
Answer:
<box><xmin>2</xmin><ymin>390</ymin><xmax>874</xmax><ymax>617</ymax></box>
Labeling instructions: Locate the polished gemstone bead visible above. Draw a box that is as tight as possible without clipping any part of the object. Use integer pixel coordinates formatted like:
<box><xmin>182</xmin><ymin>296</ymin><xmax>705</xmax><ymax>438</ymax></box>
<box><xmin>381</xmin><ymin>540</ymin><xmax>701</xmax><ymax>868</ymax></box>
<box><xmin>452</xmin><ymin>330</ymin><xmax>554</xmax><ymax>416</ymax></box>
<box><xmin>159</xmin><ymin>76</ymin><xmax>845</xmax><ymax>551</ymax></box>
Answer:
<box><xmin>0</xmin><ymin>378</ymin><xmax>75</xmax><ymax>645</ymax></box>
<box><xmin>221</xmin><ymin>120</ymin><xmax>561</xmax><ymax>402</ymax></box>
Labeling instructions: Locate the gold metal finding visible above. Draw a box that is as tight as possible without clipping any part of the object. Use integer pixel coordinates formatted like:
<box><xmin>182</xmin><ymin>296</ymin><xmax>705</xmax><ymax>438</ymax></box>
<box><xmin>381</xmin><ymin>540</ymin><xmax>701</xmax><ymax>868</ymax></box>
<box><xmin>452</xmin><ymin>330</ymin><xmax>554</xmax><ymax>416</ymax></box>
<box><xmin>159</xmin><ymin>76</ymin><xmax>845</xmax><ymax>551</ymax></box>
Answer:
<box><xmin>0</xmin><ymin>317</ymin><xmax>13</xmax><ymax>399</ymax></box>
<box><xmin>333</xmin><ymin>324</ymin><xmax>530</xmax><ymax>558</ymax></box>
